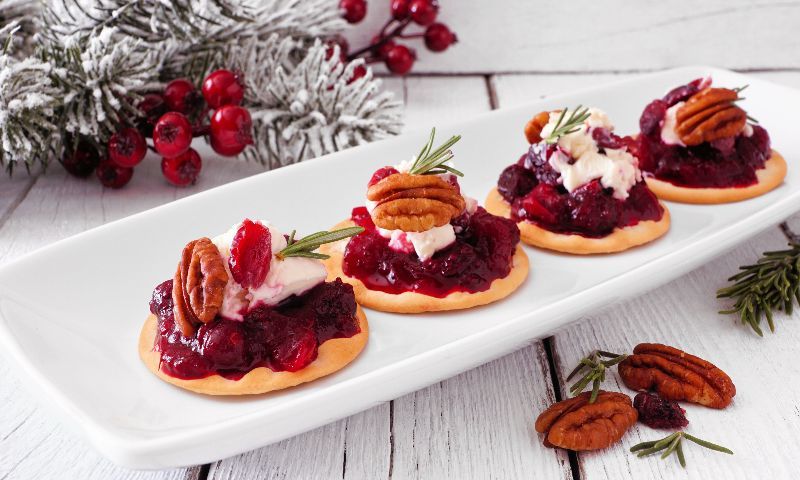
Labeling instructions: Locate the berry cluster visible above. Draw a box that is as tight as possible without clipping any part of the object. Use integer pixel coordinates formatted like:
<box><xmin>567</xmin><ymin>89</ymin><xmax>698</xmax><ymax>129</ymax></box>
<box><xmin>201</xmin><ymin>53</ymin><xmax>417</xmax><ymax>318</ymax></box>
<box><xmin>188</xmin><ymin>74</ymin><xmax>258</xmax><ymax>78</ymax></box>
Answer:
<box><xmin>60</xmin><ymin>69</ymin><xmax>253</xmax><ymax>189</ymax></box>
<box><xmin>338</xmin><ymin>0</ymin><xmax>457</xmax><ymax>75</ymax></box>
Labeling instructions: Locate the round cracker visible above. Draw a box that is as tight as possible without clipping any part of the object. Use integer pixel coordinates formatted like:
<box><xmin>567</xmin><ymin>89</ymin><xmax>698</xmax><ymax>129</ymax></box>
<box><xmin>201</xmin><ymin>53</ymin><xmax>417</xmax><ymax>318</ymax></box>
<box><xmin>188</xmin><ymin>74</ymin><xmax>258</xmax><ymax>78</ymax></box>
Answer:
<box><xmin>644</xmin><ymin>150</ymin><xmax>786</xmax><ymax>204</ymax></box>
<box><xmin>484</xmin><ymin>187</ymin><xmax>670</xmax><ymax>255</ymax></box>
<box><xmin>139</xmin><ymin>306</ymin><xmax>368</xmax><ymax>395</ymax></box>
<box><xmin>319</xmin><ymin>220</ymin><xmax>529</xmax><ymax>313</ymax></box>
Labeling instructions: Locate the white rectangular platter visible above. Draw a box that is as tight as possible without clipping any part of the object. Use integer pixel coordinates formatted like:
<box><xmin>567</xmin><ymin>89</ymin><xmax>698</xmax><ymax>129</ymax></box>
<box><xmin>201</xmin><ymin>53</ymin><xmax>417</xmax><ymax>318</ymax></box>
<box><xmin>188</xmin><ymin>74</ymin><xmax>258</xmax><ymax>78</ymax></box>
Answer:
<box><xmin>0</xmin><ymin>66</ymin><xmax>797</xmax><ymax>469</ymax></box>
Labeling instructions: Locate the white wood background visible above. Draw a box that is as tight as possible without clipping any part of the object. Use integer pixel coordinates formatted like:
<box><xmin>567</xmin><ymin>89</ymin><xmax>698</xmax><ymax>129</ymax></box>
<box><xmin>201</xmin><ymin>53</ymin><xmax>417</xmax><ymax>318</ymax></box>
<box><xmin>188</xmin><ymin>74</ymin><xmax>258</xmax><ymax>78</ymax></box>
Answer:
<box><xmin>2</xmin><ymin>1</ymin><xmax>800</xmax><ymax>478</ymax></box>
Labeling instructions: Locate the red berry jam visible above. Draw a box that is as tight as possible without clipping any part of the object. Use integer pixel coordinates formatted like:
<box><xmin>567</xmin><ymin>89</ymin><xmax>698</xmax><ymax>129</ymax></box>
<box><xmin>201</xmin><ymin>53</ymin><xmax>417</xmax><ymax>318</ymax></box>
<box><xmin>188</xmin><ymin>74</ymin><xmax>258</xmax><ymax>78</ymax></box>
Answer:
<box><xmin>637</xmin><ymin>79</ymin><xmax>771</xmax><ymax>188</ymax></box>
<box><xmin>497</xmin><ymin>140</ymin><xmax>663</xmax><ymax>238</ymax></box>
<box><xmin>342</xmin><ymin>206</ymin><xmax>519</xmax><ymax>297</ymax></box>
<box><xmin>633</xmin><ymin>392</ymin><xmax>689</xmax><ymax>429</ymax></box>
<box><xmin>149</xmin><ymin>278</ymin><xmax>360</xmax><ymax>379</ymax></box>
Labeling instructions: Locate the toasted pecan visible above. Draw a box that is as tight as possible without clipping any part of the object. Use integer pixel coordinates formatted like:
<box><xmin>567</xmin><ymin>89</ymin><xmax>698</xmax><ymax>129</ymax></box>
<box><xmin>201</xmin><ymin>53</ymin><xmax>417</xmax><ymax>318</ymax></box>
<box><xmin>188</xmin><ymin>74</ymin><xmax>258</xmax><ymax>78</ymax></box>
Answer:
<box><xmin>368</xmin><ymin>173</ymin><xmax>465</xmax><ymax>232</ymax></box>
<box><xmin>535</xmin><ymin>391</ymin><xmax>638</xmax><ymax>451</ymax></box>
<box><xmin>172</xmin><ymin>237</ymin><xmax>228</xmax><ymax>336</ymax></box>
<box><xmin>618</xmin><ymin>343</ymin><xmax>736</xmax><ymax>409</ymax></box>
<box><xmin>524</xmin><ymin>111</ymin><xmax>553</xmax><ymax>144</ymax></box>
<box><xmin>676</xmin><ymin>88</ymin><xmax>747</xmax><ymax>146</ymax></box>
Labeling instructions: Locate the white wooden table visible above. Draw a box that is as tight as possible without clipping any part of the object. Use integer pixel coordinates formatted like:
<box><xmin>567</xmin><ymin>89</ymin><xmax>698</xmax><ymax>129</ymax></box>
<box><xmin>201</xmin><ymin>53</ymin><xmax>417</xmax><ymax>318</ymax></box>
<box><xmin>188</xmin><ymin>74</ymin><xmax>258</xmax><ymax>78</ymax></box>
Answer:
<box><xmin>3</xmin><ymin>1</ymin><xmax>800</xmax><ymax>478</ymax></box>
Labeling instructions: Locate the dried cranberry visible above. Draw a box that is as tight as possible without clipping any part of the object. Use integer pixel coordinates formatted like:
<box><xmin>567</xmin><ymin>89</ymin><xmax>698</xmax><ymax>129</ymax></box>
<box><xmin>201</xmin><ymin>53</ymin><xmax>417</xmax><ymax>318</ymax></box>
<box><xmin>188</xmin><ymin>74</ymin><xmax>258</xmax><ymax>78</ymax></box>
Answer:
<box><xmin>662</xmin><ymin>79</ymin><xmax>701</xmax><ymax>106</ymax></box>
<box><xmin>229</xmin><ymin>219</ymin><xmax>272</xmax><ymax>288</ymax></box>
<box><xmin>368</xmin><ymin>166</ymin><xmax>399</xmax><ymax>187</ymax></box>
<box><xmin>633</xmin><ymin>392</ymin><xmax>688</xmax><ymax>429</ymax></box>
<box><xmin>497</xmin><ymin>164</ymin><xmax>537</xmax><ymax>203</ymax></box>
<box><xmin>592</xmin><ymin>128</ymin><xmax>624</xmax><ymax>150</ymax></box>
<box><xmin>639</xmin><ymin>99</ymin><xmax>667</xmax><ymax>138</ymax></box>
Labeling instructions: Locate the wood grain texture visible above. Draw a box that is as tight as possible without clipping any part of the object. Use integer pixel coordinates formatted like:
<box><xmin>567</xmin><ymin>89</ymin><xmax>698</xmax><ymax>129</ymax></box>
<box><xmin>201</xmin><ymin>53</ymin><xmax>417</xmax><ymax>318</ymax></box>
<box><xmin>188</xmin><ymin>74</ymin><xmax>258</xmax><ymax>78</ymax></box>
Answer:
<box><xmin>346</xmin><ymin>0</ymin><xmax>800</xmax><ymax>73</ymax></box>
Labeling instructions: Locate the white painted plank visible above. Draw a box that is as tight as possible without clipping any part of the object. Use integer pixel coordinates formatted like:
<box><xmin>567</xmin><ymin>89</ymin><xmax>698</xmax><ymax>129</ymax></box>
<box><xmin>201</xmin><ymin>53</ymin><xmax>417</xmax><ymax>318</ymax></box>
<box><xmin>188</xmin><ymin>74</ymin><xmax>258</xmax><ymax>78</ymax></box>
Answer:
<box><xmin>345</xmin><ymin>0</ymin><xmax>800</xmax><ymax>73</ymax></box>
<box><xmin>552</xmin><ymin>229</ymin><xmax>800</xmax><ymax>479</ymax></box>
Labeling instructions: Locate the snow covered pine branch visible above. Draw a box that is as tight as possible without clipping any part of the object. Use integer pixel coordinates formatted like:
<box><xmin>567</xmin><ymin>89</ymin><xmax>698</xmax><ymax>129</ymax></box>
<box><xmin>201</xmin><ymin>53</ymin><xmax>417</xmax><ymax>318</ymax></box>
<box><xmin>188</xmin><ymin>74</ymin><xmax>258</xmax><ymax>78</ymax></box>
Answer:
<box><xmin>0</xmin><ymin>0</ymin><xmax>402</xmax><ymax>181</ymax></box>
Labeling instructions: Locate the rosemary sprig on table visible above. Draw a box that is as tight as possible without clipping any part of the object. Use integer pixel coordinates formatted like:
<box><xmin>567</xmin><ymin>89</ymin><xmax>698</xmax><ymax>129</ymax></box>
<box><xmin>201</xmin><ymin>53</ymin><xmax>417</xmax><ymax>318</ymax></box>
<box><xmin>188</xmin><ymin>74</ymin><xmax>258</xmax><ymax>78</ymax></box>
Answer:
<box><xmin>717</xmin><ymin>243</ymin><xmax>800</xmax><ymax>336</ymax></box>
<box><xmin>543</xmin><ymin>105</ymin><xmax>591</xmax><ymax>144</ymax></box>
<box><xmin>276</xmin><ymin>226</ymin><xmax>364</xmax><ymax>260</ymax></box>
<box><xmin>408</xmin><ymin>127</ymin><xmax>463</xmax><ymax>176</ymax></box>
<box><xmin>631</xmin><ymin>431</ymin><xmax>733</xmax><ymax>468</ymax></box>
<box><xmin>565</xmin><ymin>350</ymin><xmax>627</xmax><ymax>403</ymax></box>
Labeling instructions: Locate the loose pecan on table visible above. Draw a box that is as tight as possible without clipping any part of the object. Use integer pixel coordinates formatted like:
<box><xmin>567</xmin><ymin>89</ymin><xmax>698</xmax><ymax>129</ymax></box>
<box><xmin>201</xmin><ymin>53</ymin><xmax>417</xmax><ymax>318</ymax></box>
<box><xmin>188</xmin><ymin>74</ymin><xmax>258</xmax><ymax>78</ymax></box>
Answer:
<box><xmin>675</xmin><ymin>87</ymin><xmax>747</xmax><ymax>146</ymax></box>
<box><xmin>524</xmin><ymin>111</ymin><xmax>552</xmax><ymax>144</ymax></box>
<box><xmin>367</xmin><ymin>172</ymin><xmax>465</xmax><ymax>232</ymax></box>
<box><xmin>618</xmin><ymin>343</ymin><xmax>736</xmax><ymax>409</ymax></box>
<box><xmin>172</xmin><ymin>237</ymin><xmax>229</xmax><ymax>336</ymax></box>
<box><xmin>534</xmin><ymin>390</ymin><xmax>638</xmax><ymax>451</ymax></box>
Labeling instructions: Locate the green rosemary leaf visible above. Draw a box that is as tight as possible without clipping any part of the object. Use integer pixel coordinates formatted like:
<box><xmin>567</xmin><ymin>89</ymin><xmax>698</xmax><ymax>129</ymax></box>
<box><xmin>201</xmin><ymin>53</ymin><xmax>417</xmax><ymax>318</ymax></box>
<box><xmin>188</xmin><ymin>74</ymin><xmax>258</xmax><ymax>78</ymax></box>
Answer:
<box><xmin>408</xmin><ymin>128</ymin><xmax>463</xmax><ymax>177</ymax></box>
<box><xmin>543</xmin><ymin>105</ymin><xmax>591</xmax><ymax>144</ymax></box>
<box><xmin>661</xmin><ymin>434</ymin><xmax>682</xmax><ymax>459</ymax></box>
<box><xmin>566</xmin><ymin>349</ymin><xmax>625</xmax><ymax>402</ymax></box>
<box><xmin>682</xmin><ymin>433</ymin><xmax>733</xmax><ymax>454</ymax></box>
<box><xmin>676</xmin><ymin>440</ymin><xmax>686</xmax><ymax>468</ymax></box>
<box><xmin>633</xmin><ymin>432</ymin><xmax>732</xmax><ymax>467</ymax></box>
<box><xmin>277</xmin><ymin>226</ymin><xmax>364</xmax><ymax>260</ymax></box>
<box><xmin>630</xmin><ymin>440</ymin><xmax>657</xmax><ymax>453</ymax></box>
<box><xmin>717</xmin><ymin>242</ymin><xmax>800</xmax><ymax>336</ymax></box>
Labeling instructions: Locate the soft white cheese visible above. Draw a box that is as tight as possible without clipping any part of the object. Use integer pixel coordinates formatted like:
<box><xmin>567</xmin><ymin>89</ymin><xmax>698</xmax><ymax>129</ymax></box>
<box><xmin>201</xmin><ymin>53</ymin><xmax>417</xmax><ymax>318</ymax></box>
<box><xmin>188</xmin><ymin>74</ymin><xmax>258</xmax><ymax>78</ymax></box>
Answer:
<box><xmin>542</xmin><ymin>108</ymin><xmax>641</xmax><ymax>200</ymax></box>
<box><xmin>212</xmin><ymin>221</ymin><xmax>327</xmax><ymax>320</ymax></box>
<box><xmin>660</xmin><ymin>102</ymin><xmax>685</xmax><ymax>146</ymax></box>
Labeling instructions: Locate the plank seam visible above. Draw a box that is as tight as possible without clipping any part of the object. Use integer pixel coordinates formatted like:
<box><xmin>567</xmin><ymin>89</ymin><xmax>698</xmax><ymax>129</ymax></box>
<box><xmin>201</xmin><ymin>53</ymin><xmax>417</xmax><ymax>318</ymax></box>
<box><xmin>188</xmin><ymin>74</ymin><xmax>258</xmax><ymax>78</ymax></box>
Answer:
<box><xmin>376</xmin><ymin>67</ymin><xmax>800</xmax><ymax>77</ymax></box>
<box><xmin>196</xmin><ymin>463</ymin><xmax>210</xmax><ymax>480</ymax></box>
<box><xmin>543</xmin><ymin>337</ymin><xmax>581</xmax><ymax>480</ymax></box>
<box><xmin>0</xmin><ymin>173</ymin><xmax>40</xmax><ymax>232</ymax></box>
<box><xmin>485</xmin><ymin>74</ymin><xmax>499</xmax><ymax>110</ymax></box>
<box><xmin>387</xmin><ymin>400</ymin><xmax>395</xmax><ymax>479</ymax></box>
<box><xmin>779</xmin><ymin>221</ymin><xmax>799</xmax><ymax>243</ymax></box>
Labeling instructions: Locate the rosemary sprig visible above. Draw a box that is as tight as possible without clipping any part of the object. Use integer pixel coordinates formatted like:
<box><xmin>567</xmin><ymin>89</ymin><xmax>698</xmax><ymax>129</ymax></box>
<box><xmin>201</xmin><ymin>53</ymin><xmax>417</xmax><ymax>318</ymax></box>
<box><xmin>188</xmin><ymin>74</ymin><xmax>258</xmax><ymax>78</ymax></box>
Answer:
<box><xmin>543</xmin><ymin>105</ymin><xmax>591</xmax><ymax>144</ymax></box>
<box><xmin>276</xmin><ymin>226</ymin><xmax>364</xmax><ymax>260</ymax></box>
<box><xmin>631</xmin><ymin>431</ymin><xmax>733</xmax><ymax>468</ymax></box>
<box><xmin>717</xmin><ymin>243</ymin><xmax>800</xmax><ymax>336</ymax></box>
<box><xmin>408</xmin><ymin>128</ymin><xmax>463</xmax><ymax>177</ymax></box>
<box><xmin>565</xmin><ymin>350</ymin><xmax>627</xmax><ymax>403</ymax></box>
<box><xmin>731</xmin><ymin>85</ymin><xmax>759</xmax><ymax>123</ymax></box>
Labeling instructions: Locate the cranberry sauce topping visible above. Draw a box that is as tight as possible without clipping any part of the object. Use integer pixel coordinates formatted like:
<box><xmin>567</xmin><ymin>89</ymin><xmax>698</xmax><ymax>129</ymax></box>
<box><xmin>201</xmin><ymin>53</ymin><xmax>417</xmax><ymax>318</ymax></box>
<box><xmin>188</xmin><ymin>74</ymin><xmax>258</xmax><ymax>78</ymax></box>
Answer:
<box><xmin>149</xmin><ymin>278</ymin><xmax>360</xmax><ymax>380</ymax></box>
<box><xmin>637</xmin><ymin>80</ymin><xmax>772</xmax><ymax>188</ymax></box>
<box><xmin>342</xmin><ymin>206</ymin><xmax>519</xmax><ymax>297</ymax></box>
<box><xmin>633</xmin><ymin>392</ymin><xmax>689</xmax><ymax>429</ymax></box>
<box><xmin>497</xmin><ymin>141</ymin><xmax>663</xmax><ymax>238</ymax></box>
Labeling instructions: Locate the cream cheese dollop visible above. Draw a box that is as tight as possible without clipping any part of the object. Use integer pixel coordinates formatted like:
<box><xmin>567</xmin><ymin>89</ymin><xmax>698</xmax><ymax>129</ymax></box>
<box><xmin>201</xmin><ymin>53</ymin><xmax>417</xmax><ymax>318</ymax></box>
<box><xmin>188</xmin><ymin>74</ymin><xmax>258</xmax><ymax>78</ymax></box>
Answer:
<box><xmin>212</xmin><ymin>221</ymin><xmax>327</xmax><ymax>321</ymax></box>
<box><xmin>541</xmin><ymin>108</ymin><xmax>641</xmax><ymax>200</ymax></box>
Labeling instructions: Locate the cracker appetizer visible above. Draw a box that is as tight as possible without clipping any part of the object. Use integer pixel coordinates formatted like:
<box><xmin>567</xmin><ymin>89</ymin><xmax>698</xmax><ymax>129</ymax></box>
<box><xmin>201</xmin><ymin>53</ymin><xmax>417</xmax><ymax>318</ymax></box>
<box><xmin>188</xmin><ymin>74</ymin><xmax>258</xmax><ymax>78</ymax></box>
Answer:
<box><xmin>140</xmin><ymin>220</ymin><xmax>367</xmax><ymax>395</ymax></box>
<box><xmin>636</xmin><ymin>77</ymin><xmax>785</xmax><ymax>203</ymax></box>
<box><xmin>321</xmin><ymin>129</ymin><xmax>529</xmax><ymax>313</ymax></box>
<box><xmin>486</xmin><ymin>107</ymin><xmax>670</xmax><ymax>254</ymax></box>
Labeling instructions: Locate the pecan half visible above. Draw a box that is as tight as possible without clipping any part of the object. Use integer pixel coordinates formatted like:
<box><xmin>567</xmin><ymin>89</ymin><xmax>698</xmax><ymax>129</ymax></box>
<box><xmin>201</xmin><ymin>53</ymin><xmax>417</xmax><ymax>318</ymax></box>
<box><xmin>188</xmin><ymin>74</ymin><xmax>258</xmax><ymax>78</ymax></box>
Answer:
<box><xmin>367</xmin><ymin>172</ymin><xmax>465</xmax><ymax>232</ymax></box>
<box><xmin>535</xmin><ymin>391</ymin><xmax>638</xmax><ymax>451</ymax></box>
<box><xmin>675</xmin><ymin>88</ymin><xmax>746</xmax><ymax>146</ymax></box>
<box><xmin>172</xmin><ymin>237</ymin><xmax>229</xmax><ymax>336</ymax></box>
<box><xmin>524</xmin><ymin>111</ymin><xmax>552</xmax><ymax>144</ymax></box>
<box><xmin>618</xmin><ymin>343</ymin><xmax>736</xmax><ymax>409</ymax></box>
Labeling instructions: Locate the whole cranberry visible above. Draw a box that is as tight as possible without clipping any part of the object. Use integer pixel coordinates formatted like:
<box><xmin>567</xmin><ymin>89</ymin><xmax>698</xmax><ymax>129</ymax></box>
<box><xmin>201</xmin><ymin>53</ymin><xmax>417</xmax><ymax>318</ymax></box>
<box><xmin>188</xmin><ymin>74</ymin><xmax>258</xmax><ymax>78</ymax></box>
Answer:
<box><xmin>390</xmin><ymin>0</ymin><xmax>410</xmax><ymax>19</ymax></box>
<box><xmin>210</xmin><ymin>105</ymin><xmax>253</xmax><ymax>156</ymax></box>
<box><xmin>201</xmin><ymin>69</ymin><xmax>245</xmax><ymax>109</ymax></box>
<box><xmin>163</xmin><ymin>78</ymin><xmax>201</xmax><ymax>114</ymax></box>
<box><xmin>497</xmin><ymin>164</ymin><xmax>537</xmax><ymax>203</ymax></box>
<box><xmin>271</xmin><ymin>326</ymin><xmax>319</xmax><ymax>372</ymax></box>
<box><xmin>339</xmin><ymin>0</ymin><xmax>367</xmax><ymax>23</ymax></box>
<box><xmin>60</xmin><ymin>139</ymin><xmax>100</xmax><ymax>178</ymax></box>
<box><xmin>137</xmin><ymin>93</ymin><xmax>167</xmax><ymax>137</ymax></box>
<box><xmin>520</xmin><ymin>183</ymin><xmax>563</xmax><ymax>226</ymax></box>
<box><xmin>153</xmin><ymin>112</ymin><xmax>193</xmax><ymax>158</ymax></box>
<box><xmin>198</xmin><ymin>321</ymin><xmax>247</xmax><ymax>370</ymax></box>
<box><xmin>662</xmin><ymin>80</ymin><xmax>701</xmax><ymax>107</ymax></box>
<box><xmin>108</xmin><ymin>127</ymin><xmax>147</xmax><ymax>168</ymax></box>
<box><xmin>95</xmin><ymin>160</ymin><xmax>133</xmax><ymax>189</ymax></box>
<box><xmin>592</xmin><ymin>128</ymin><xmax>624</xmax><ymax>150</ymax></box>
<box><xmin>409</xmin><ymin>0</ymin><xmax>438</xmax><ymax>26</ymax></box>
<box><xmin>161</xmin><ymin>148</ymin><xmax>202</xmax><ymax>187</ymax></box>
<box><xmin>368</xmin><ymin>166</ymin><xmax>399</xmax><ymax>187</ymax></box>
<box><xmin>229</xmin><ymin>219</ymin><xmax>273</xmax><ymax>288</ymax></box>
<box><xmin>424</xmin><ymin>23</ymin><xmax>457</xmax><ymax>52</ymax></box>
<box><xmin>384</xmin><ymin>44</ymin><xmax>416</xmax><ymax>75</ymax></box>
<box><xmin>639</xmin><ymin>100</ymin><xmax>668</xmax><ymax>138</ymax></box>
<box><xmin>568</xmin><ymin>180</ymin><xmax>620</xmax><ymax>234</ymax></box>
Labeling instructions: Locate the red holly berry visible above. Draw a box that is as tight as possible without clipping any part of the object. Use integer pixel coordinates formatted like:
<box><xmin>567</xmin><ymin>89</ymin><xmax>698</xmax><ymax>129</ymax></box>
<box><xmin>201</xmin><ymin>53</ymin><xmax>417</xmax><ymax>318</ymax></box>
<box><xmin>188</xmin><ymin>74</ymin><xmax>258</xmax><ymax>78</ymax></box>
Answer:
<box><xmin>349</xmin><ymin>65</ymin><xmax>367</xmax><ymax>83</ymax></box>
<box><xmin>326</xmin><ymin>36</ymin><xmax>349</xmax><ymax>62</ymax></box>
<box><xmin>108</xmin><ymin>127</ymin><xmax>147</xmax><ymax>168</ymax></box>
<box><xmin>96</xmin><ymin>160</ymin><xmax>133</xmax><ymax>189</ymax></box>
<box><xmin>424</xmin><ymin>23</ymin><xmax>457</xmax><ymax>52</ymax></box>
<box><xmin>201</xmin><ymin>69</ymin><xmax>245</xmax><ymax>109</ymax></box>
<box><xmin>368</xmin><ymin>166</ymin><xmax>399</xmax><ymax>187</ymax></box>
<box><xmin>390</xmin><ymin>0</ymin><xmax>410</xmax><ymax>20</ymax></box>
<box><xmin>60</xmin><ymin>140</ymin><xmax>100</xmax><ymax>178</ymax></box>
<box><xmin>229</xmin><ymin>219</ymin><xmax>272</xmax><ymax>288</ymax></box>
<box><xmin>409</xmin><ymin>0</ymin><xmax>438</xmax><ymax>26</ymax></box>
<box><xmin>371</xmin><ymin>36</ymin><xmax>396</xmax><ymax>59</ymax></box>
<box><xmin>384</xmin><ymin>44</ymin><xmax>416</xmax><ymax>75</ymax></box>
<box><xmin>210</xmin><ymin>105</ymin><xmax>253</xmax><ymax>156</ymax></box>
<box><xmin>271</xmin><ymin>326</ymin><xmax>319</xmax><ymax>372</ymax></box>
<box><xmin>137</xmin><ymin>93</ymin><xmax>167</xmax><ymax>137</ymax></box>
<box><xmin>161</xmin><ymin>148</ymin><xmax>202</xmax><ymax>187</ymax></box>
<box><xmin>163</xmin><ymin>78</ymin><xmax>201</xmax><ymax>114</ymax></box>
<box><xmin>339</xmin><ymin>0</ymin><xmax>367</xmax><ymax>23</ymax></box>
<box><xmin>153</xmin><ymin>112</ymin><xmax>193</xmax><ymax>158</ymax></box>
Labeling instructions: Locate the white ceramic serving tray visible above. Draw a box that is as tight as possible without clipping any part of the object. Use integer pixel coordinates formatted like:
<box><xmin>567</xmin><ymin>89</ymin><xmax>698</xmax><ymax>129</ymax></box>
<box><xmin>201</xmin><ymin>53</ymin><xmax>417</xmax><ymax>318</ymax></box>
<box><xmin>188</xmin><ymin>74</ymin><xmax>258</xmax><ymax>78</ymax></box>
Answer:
<box><xmin>0</xmin><ymin>66</ymin><xmax>797</xmax><ymax>469</ymax></box>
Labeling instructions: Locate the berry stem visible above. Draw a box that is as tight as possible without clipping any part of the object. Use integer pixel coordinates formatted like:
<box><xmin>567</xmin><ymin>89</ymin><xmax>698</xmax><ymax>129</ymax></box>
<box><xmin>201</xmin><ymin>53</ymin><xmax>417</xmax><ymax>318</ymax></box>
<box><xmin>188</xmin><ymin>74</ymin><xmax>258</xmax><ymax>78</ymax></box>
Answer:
<box><xmin>347</xmin><ymin>18</ymin><xmax>411</xmax><ymax>61</ymax></box>
<box><xmin>398</xmin><ymin>33</ymin><xmax>424</xmax><ymax>39</ymax></box>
